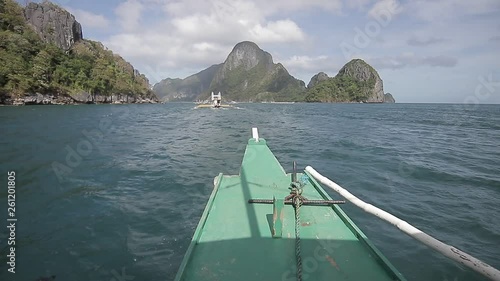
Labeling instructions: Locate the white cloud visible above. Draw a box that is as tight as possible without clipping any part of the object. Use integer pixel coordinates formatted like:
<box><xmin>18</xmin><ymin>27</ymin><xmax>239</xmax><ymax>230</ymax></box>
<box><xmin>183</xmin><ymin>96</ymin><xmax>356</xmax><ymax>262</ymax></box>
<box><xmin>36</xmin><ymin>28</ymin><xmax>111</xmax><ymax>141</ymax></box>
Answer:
<box><xmin>249</xmin><ymin>20</ymin><xmax>305</xmax><ymax>43</ymax></box>
<box><xmin>67</xmin><ymin>8</ymin><xmax>110</xmax><ymax>29</ymax></box>
<box><xmin>368</xmin><ymin>0</ymin><xmax>402</xmax><ymax>19</ymax></box>
<box><xmin>280</xmin><ymin>55</ymin><xmax>334</xmax><ymax>71</ymax></box>
<box><xmin>115</xmin><ymin>0</ymin><xmax>144</xmax><ymax>32</ymax></box>
<box><xmin>276</xmin><ymin>55</ymin><xmax>343</xmax><ymax>83</ymax></box>
<box><xmin>258</xmin><ymin>0</ymin><xmax>342</xmax><ymax>14</ymax></box>
<box><xmin>105</xmin><ymin>0</ymin><xmax>312</xmax><ymax>78</ymax></box>
<box><xmin>164</xmin><ymin>0</ymin><xmax>342</xmax><ymax>17</ymax></box>
<box><xmin>346</xmin><ymin>0</ymin><xmax>374</xmax><ymax>10</ymax></box>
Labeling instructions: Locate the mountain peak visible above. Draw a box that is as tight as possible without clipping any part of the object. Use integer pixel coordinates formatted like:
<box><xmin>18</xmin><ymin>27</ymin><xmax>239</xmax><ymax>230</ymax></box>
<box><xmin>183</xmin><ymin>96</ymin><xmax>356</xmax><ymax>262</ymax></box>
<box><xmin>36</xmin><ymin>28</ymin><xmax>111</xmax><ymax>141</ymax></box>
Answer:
<box><xmin>337</xmin><ymin>59</ymin><xmax>384</xmax><ymax>102</ymax></box>
<box><xmin>307</xmin><ymin>72</ymin><xmax>329</xmax><ymax>88</ymax></box>
<box><xmin>338</xmin><ymin>59</ymin><xmax>379</xmax><ymax>81</ymax></box>
<box><xmin>222</xmin><ymin>41</ymin><xmax>273</xmax><ymax>73</ymax></box>
<box><xmin>233</xmin><ymin>41</ymin><xmax>260</xmax><ymax>50</ymax></box>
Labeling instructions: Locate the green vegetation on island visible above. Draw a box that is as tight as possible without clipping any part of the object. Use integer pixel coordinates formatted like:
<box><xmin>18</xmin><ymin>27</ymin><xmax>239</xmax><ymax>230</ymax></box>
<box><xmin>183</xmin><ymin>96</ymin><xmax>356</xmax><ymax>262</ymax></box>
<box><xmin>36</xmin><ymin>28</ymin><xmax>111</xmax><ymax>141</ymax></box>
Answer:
<box><xmin>304</xmin><ymin>59</ymin><xmax>386</xmax><ymax>103</ymax></box>
<box><xmin>0</xmin><ymin>0</ymin><xmax>156</xmax><ymax>104</ymax></box>
<box><xmin>305</xmin><ymin>75</ymin><xmax>375</xmax><ymax>102</ymax></box>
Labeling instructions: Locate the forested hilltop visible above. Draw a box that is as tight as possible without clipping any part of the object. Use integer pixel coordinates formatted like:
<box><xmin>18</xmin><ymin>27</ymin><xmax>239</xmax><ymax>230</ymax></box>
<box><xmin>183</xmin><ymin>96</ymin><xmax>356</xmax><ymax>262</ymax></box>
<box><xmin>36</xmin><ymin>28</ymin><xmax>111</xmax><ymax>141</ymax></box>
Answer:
<box><xmin>305</xmin><ymin>59</ymin><xmax>391</xmax><ymax>103</ymax></box>
<box><xmin>0</xmin><ymin>0</ymin><xmax>157</xmax><ymax>105</ymax></box>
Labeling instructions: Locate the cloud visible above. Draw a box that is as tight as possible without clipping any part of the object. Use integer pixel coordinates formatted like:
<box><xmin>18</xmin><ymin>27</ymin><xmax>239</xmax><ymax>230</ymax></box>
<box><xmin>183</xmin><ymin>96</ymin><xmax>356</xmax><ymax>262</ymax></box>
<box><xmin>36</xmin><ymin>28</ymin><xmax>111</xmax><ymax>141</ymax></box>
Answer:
<box><xmin>163</xmin><ymin>0</ymin><xmax>342</xmax><ymax>18</ymax></box>
<box><xmin>404</xmin><ymin>0</ymin><xmax>500</xmax><ymax>22</ymax></box>
<box><xmin>169</xmin><ymin>1</ymin><xmax>305</xmax><ymax>43</ymax></box>
<box><xmin>276</xmin><ymin>55</ymin><xmax>343</xmax><ymax>83</ymax></box>
<box><xmin>369</xmin><ymin>53</ymin><xmax>458</xmax><ymax>69</ymax></box>
<box><xmin>105</xmin><ymin>0</ymin><xmax>312</xmax><ymax>79</ymax></box>
<box><xmin>346</xmin><ymin>0</ymin><xmax>374</xmax><ymax>10</ymax></box>
<box><xmin>115</xmin><ymin>0</ymin><xmax>144</xmax><ymax>32</ymax></box>
<box><xmin>407</xmin><ymin>37</ymin><xmax>448</xmax><ymax>46</ymax></box>
<box><xmin>280</xmin><ymin>55</ymin><xmax>335</xmax><ymax>72</ymax></box>
<box><xmin>249</xmin><ymin>20</ymin><xmax>305</xmax><ymax>43</ymax></box>
<box><xmin>67</xmin><ymin>8</ymin><xmax>110</xmax><ymax>29</ymax></box>
<box><xmin>368</xmin><ymin>0</ymin><xmax>402</xmax><ymax>19</ymax></box>
<box><xmin>489</xmin><ymin>36</ymin><xmax>500</xmax><ymax>42</ymax></box>
<box><xmin>259</xmin><ymin>0</ymin><xmax>342</xmax><ymax>14</ymax></box>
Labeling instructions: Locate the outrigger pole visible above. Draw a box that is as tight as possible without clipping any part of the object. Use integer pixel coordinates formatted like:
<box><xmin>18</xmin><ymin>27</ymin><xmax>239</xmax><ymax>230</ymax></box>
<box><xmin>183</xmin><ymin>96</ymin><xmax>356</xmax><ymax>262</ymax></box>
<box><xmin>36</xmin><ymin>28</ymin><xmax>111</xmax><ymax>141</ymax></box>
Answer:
<box><xmin>305</xmin><ymin>166</ymin><xmax>500</xmax><ymax>281</ymax></box>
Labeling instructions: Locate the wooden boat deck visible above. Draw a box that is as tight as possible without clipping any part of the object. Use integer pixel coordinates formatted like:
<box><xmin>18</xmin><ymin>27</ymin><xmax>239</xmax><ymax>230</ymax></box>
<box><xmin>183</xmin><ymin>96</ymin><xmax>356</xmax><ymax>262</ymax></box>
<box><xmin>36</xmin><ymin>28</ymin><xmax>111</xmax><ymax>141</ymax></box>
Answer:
<box><xmin>174</xmin><ymin>137</ymin><xmax>405</xmax><ymax>281</ymax></box>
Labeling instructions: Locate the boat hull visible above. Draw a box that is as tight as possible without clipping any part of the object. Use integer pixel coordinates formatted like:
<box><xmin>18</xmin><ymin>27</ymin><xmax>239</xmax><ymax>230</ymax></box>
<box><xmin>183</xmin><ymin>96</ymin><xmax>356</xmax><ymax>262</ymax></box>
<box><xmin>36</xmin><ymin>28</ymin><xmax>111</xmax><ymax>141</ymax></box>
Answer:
<box><xmin>174</xmin><ymin>138</ymin><xmax>405</xmax><ymax>281</ymax></box>
<box><xmin>195</xmin><ymin>104</ymin><xmax>233</xmax><ymax>109</ymax></box>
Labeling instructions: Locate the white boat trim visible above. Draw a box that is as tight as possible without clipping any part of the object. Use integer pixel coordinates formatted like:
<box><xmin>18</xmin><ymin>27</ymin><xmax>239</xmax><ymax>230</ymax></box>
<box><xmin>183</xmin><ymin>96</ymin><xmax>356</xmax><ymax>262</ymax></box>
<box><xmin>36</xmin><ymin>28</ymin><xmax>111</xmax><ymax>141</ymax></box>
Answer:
<box><xmin>252</xmin><ymin>128</ymin><xmax>259</xmax><ymax>142</ymax></box>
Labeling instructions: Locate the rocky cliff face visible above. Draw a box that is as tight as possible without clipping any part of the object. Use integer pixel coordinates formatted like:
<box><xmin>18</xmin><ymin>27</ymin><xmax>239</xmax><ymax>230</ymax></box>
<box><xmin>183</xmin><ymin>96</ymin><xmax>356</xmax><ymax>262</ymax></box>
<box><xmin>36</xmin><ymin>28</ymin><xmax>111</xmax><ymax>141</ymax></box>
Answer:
<box><xmin>307</xmin><ymin>72</ymin><xmax>329</xmax><ymax>88</ymax></box>
<box><xmin>211</xmin><ymin>41</ymin><xmax>273</xmax><ymax>84</ymax></box>
<box><xmin>24</xmin><ymin>1</ymin><xmax>83</xmax><ymax>50</ymax></box>
<box><xmin>153</xmin><ymin>64</ymin><xmax>222</xmax><ymax>102</ymax></box>
<box><xmin>0</xmin><ymin>0</ymin><xmax>157</xmax><ymax>105</ymax></box>
<box><xmin>207</xmin><ymin>41</ymin><xmax>305</xmax><ymax>101</ymax></box>
<box><xmin>336</xmin><ymin>59</ymin><xmax>384</xmax><ymax>102</ymax></box>
<box><xmin>384</xmin><ymin>93</ymin><xmax>395</xmax><ymax>103</ymax></box>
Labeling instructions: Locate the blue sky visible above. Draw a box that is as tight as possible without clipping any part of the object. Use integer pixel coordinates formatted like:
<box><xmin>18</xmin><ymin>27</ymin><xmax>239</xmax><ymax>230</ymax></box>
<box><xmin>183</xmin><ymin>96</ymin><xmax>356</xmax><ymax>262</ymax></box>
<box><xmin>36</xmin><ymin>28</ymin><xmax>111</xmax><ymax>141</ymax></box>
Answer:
<box><xmin>20</xmin><ymin>0</ymin><xmax>500</xmax><ymax>103</ymax></box>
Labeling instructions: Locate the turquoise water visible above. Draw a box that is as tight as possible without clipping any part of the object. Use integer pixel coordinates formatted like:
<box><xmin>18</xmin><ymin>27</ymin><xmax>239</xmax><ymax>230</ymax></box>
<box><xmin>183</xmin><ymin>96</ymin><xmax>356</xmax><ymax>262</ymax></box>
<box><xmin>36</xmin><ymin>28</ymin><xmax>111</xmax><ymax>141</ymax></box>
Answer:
<box><xmin>0</xmin><ymin>103</ymin><xmax>499</xmax><ymax>281</ymax></box>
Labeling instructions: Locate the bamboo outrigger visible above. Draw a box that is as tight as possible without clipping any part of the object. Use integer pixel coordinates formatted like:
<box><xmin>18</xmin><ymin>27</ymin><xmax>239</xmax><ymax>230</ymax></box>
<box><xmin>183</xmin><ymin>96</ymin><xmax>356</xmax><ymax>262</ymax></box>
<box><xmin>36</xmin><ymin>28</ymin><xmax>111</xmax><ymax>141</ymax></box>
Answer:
<box><xmin>174</xmin><ymin>128</ymin><xmax>500</xmax><ymax>281</ymax></box>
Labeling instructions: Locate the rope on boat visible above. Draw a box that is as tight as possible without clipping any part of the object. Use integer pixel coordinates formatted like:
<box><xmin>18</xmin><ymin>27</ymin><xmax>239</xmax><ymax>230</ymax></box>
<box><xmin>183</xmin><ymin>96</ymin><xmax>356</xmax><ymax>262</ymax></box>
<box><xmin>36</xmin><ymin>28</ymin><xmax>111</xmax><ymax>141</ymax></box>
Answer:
<box><xmin>287</xmin><ymin>166</ymin><xmax>305</xmax><ymax>281</ymax></box>
<box><xmin>305</xmin><ymin>166</ymin><xmax>500</xmax><ymax>281</ymax></box>
<box><xmin>293</xmin><ymin>196</ymin><xmax>303</xmax><ymax>281</ymax></box>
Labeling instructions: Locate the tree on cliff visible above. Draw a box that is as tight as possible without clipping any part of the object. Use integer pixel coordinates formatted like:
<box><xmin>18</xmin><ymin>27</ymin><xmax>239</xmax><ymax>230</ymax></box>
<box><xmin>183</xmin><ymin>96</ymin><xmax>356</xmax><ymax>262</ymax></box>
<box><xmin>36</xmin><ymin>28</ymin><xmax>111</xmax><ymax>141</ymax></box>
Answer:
<box><xmin>0</xmin><ymin>0</ymin><xmax>156</xmax><ymax>103</ymax></box>
<box><xmin>90</xmin><ymin>57</ymin><xmax>115</xmax><ymax>97</ymax></box>
<box><xmin>0</xmin><ymin>0</ymin><xmax>25</xmax><ymax>31</ymax></box>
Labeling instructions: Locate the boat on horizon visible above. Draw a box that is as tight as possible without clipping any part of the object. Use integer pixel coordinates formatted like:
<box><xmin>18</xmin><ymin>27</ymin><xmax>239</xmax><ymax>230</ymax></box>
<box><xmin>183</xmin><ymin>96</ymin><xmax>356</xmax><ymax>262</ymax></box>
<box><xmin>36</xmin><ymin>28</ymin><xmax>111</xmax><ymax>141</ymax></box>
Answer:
<box><xmin>195</xmin><ymin>92</ymin><xmax>233</xmax><ymax>109</ymax></box>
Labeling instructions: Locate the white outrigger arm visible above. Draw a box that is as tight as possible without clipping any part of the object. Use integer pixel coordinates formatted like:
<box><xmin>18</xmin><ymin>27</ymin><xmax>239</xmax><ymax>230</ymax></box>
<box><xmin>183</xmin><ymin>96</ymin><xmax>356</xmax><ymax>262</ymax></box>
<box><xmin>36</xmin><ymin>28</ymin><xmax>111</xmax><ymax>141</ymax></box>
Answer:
<box><xmin>305</xmin><ymin>166</ymin><xmax>500</xmax><ymax>281</ymax></box>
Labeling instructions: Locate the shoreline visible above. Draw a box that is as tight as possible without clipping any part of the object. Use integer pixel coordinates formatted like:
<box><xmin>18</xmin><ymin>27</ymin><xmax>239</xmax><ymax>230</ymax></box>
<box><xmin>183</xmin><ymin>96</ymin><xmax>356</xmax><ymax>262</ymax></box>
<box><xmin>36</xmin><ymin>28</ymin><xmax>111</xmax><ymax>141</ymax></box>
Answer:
<box><xmin>0</xmin><ymin>92</ymin><xmax>159</xmax><ymax>106</ymax></box>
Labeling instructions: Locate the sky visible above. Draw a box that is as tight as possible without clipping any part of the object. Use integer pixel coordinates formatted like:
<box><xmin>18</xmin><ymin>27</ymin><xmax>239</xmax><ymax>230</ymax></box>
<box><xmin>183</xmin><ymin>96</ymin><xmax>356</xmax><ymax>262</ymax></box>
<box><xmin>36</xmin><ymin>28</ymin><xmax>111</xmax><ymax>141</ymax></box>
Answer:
<box><xmin>19</xmin><ymin>0</ymin><xmax>500</xmax><ymax>103</ymax></box>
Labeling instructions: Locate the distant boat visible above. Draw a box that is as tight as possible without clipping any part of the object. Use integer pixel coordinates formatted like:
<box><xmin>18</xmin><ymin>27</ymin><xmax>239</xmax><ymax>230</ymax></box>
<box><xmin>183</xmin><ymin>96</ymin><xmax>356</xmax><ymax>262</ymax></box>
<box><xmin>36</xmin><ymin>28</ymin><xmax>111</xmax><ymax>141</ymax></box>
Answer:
<box><xmin>195</xmin><ymin>92</ymin><xmax>233</xmax><ymax>109</ymax></box>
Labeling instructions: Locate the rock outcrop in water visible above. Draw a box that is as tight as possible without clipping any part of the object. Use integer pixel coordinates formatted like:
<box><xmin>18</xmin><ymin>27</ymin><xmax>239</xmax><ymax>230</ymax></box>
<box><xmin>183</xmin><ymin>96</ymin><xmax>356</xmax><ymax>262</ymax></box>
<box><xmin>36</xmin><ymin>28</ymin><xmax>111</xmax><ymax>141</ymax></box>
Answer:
<box><xmin>337</xmin><ymin>59</ymin><xmax>384</xmax><ymax>102</ymax></box>
<box><xmin>305</xmin><ymin>59</ymin><xmax>392</xmax><ymax>103</ymax></box>
<box><xmin>384</xmin><ymin>93</ymin><xmax>395</xmax><ymax>103</ymax></box>
<box><xmin>24</xmin><ymin>1</ymin><xmax>83</xmax><ymax>50</ymax></box>
<box><xmin>153</xmin><ymin>41</ymin><xmax>306</xmax><ymax>102</ymax></box>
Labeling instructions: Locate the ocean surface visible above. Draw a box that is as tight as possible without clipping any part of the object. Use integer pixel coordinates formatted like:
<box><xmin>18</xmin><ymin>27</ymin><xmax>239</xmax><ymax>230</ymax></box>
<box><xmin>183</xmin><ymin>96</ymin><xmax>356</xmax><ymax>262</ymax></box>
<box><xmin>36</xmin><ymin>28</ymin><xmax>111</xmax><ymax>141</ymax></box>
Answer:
<box><xmin>0</xmin><ymin>103</ymin><xmax>499</xmax><ymax>281</ymax></box>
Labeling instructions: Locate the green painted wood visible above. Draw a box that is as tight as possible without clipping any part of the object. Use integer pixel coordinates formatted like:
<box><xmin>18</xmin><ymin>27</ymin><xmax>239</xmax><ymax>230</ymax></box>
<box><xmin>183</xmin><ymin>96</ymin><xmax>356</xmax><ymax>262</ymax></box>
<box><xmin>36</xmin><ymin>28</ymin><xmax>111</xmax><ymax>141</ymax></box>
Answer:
<box><xmin>175</xmin><ymin>138</ymin><xmax>405</xmax><ymax>281</ymax></box>
<box><xmin>273</xmin><ymin>196</ymin><xmax>284</xmax><ymax>238</ymax></box>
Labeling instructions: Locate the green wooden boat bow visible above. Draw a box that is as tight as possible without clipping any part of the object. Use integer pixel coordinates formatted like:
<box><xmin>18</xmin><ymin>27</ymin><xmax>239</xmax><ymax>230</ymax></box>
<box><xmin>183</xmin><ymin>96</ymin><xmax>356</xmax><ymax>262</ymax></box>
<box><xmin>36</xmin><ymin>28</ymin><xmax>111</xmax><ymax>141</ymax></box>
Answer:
<box><xmin>174</xmin><ymin>129</ymin><xmax>405</xmax><ymax>281</ymax></box>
